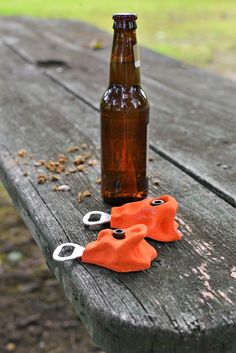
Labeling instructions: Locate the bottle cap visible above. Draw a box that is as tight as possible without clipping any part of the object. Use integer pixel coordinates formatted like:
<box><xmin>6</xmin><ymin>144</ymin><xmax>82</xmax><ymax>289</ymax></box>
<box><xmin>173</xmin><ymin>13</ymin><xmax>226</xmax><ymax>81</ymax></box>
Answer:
<box><xmin>112</xmin><ymin>13</ymin><xmax>137</xmax><ymax>29</ymax></box>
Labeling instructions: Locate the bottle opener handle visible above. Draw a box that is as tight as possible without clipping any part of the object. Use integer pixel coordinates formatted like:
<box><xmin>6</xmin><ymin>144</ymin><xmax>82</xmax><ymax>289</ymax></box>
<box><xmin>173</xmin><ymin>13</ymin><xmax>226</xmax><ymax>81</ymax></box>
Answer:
<box><xmin>83</xmin><ymin>211</ymin><xmax>111</xmax><ymax>225</ymax></box>
<box><xmin>53</xmin><ymin>243</ymin><xmax>85</xmax><ymax>262</ymax></box>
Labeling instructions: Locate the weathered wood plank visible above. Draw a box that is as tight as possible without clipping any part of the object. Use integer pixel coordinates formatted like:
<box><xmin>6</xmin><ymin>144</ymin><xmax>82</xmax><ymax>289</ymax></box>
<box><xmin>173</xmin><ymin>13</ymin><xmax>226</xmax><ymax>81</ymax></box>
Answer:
<box><xmin>0</xmin><ymin>17</ymin><xmax>235</xmax><ymax>206</ymax></box>
<box><xmin>2</xmin><ymin>16</ymin><xmax>236</xmax><ymax>109</ymax></box>
<box><xmin>0</xmin><ymin>40</ymin><xmax>236</xmax><ymax>353</ymax></box>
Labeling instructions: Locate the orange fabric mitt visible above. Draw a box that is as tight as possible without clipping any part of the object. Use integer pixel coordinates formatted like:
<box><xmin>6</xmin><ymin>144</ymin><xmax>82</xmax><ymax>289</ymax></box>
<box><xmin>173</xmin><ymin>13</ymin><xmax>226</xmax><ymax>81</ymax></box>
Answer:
<box><xmin>82</xmin><ymin>224</ymin><xmax>157</xmax><ymax>272</ymax></box>
<box><xmin>110</xmin><ymin>195</ymin><xmax>182</xmax><ymax>242</ymax></box>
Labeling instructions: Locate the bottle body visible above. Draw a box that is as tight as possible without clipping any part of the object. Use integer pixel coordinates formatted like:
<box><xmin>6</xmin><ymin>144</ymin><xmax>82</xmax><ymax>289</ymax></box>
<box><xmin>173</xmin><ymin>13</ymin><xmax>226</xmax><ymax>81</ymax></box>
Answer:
<box><xmin>100</xmin><ymin>14</ymin><xmax>149</xmax><ymax>205</ymax></box>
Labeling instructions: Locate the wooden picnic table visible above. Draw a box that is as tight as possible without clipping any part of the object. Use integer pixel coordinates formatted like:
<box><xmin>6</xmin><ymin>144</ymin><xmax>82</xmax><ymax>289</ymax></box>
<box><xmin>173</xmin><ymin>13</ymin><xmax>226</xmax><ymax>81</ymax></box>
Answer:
<box><xmin>0</xmin><ymin>17</ymin><xmax>236</xmax><ymax>353</ymax></box>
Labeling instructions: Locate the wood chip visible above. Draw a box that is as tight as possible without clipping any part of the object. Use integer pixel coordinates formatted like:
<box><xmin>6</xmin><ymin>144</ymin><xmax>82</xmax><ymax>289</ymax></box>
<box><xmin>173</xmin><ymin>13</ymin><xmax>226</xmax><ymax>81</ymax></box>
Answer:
<box><xmin>37</xmin><ymin>174</ymin><xmax>47</xmax><ymax>184</ymax></box>
<box><xmin>74</xmin><ymin>155</ymin><xmax>85</xmax><ymax>165</ymax></box>
<box><xmin>45</xmin><ymin>161</ymin><xmax>56</xmax><ymax>172</ymax></box>
<box><xmin>88</xmin><ymin>159</ymin><xmax>97</xmax><ymax>166</ymax></box>
<box><xmin>81</xmin><ymin>143</ymin><xmax>88</xmax><ymax>149</ymax></box>
<box><xmin>53</xmin><ymin>184</ymin><xmax>71</xmax><ymax>192</ymax></box>
<box><xmin>152</xmin><ymin>177</ymin><xmax>160</xmax><ymax>186</ymax></box>
<box><xmin>58</xmin><ymin>154</ymin><xmax>67</xmax><ymax>164</ymax></box>
<box><xmin>95</xmin><ymin>178</ymin><xmax>101</xmax><ymax>184</ymax></box>
<box><xmin>17</xmin><ymin>149</ymin><xmax>27</xmax><ymax>158</ymax></box>
<box><xmin>66</xmin><ymin>167</ymin><xmax>78</xmax><ymax>174</ymax></box>
<box><xmin>77</xmin><ymin>190</ymin><xmax>91</xmax><ymax>202</ymax></box>
<box><xmin>58</xmin><ymin>153</ymin><xmax>67</xmax><ymax>160</ymax></box>
<box><xmin>83</xmin><ymin>151</ymin><xmax>92</xmax><ymax>160</ymax></box>
<box><xmin>56</xmin><ymin>165</ymin><xmax>65</xmax><ymax>173</ymax></box>
<box><xmin>77</xmin><ymin>165</ymin><xmax>85</xmax><ymax>172</ymax></box>
<box><xmin>58</xmin><ymin>158</ymin><xmax>66</xmax><ymax>164</ymax></box>
<box><xmin>50</xmin><ymin>175</ymin><xmax>60</xmax><ymax>181</ymax></box>
<box><xmin>34</xmin><ymin>161</ymin><xmax>42</xmax><ymax>167</ymax></box>
<box><xmin>66</xmin><ymin>146</ymin><xmax>79</xmax><ymax>153</ymax></box>
<box><xmin>149</xmin><ymin>156</ymin><xmax>154</xmax><ymax>161</ymax></box>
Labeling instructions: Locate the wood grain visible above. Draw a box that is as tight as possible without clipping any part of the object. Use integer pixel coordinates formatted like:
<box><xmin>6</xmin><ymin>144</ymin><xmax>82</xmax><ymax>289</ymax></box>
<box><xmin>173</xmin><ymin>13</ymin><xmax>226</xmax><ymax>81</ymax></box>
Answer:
<box><xmin>0</xmin><ymin>38</ymin><xmax>236</xmax><ymax>353</ymax></box>
<box><xmin>0</xmin><ymin>17</ymin><xmax>235</xmax><ymax>206</ymax></box>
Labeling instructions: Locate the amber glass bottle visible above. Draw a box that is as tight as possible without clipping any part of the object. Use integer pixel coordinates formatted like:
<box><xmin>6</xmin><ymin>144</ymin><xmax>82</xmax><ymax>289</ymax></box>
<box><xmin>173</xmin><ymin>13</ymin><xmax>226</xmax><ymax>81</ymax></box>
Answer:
<box><xmin>100</xmin><ymin>13</ymin><xmax>149</xmax><ymax>205</ymax></box>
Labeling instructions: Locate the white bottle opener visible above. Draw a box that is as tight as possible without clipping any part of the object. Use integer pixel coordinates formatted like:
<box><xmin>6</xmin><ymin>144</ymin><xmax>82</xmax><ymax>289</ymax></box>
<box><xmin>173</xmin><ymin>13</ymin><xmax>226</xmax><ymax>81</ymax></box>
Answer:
<box><xmin>53</xmin><ymin>243</ymin><xmax>85</xmax><ymax>262</ymax></box>
<box><xmin>82</xmin><ymin>211</ymin><xmax>111</xmax><ymax>226</ymax></box>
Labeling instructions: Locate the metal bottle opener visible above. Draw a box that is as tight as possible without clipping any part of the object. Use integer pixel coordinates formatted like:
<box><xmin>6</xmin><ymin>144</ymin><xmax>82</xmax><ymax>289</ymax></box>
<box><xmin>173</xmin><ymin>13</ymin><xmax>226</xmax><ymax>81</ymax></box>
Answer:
<box><xmin>83</xmin><ymin>211</ymin><xmax>111</xmax><ymax>225</ymax></box>
<box><xmin>53</xmin><ymin>243</ymin><xmax>85</xmax><ymax>262</ymax></box>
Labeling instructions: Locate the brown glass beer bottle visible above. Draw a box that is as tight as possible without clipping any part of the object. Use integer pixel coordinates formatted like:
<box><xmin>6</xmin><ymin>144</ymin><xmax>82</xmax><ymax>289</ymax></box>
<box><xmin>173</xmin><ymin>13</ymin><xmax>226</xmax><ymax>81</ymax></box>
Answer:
<box><xmin>100</xmin><ymin>13</ymin><xmax>149</xmax><ymax>205</ymax></box>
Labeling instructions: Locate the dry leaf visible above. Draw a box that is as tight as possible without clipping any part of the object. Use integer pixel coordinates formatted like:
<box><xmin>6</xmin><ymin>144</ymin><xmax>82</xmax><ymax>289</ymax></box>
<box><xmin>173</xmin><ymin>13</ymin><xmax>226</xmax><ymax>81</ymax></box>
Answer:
<box><xmin>83</xmin><ymin>151</ymin><xmax>92</xmax><ymax>160</ymax></box>
<box><xmin>58</xmin><ymin>154</ymin><xmax>67</xmax><ymax>164</ymax></box>
<box><xmin>45</xmin><ymin>161</ymin><xmax>56</xmax><ymax>172</ymax></box>
<box><xmin>58</xmin><ymin>153</ymin><xmax>67</xmax><ymax>160</ymax></box>
<box><xmin>56</xmin><ymin>165</ymin><xmax>65</xmax><ymax>173</ymax></box>
<box><xmin>81</xmin><ymin>143</ymin><xmax>88</xmax><ymax>149</ymax></box>
<box><xmin>95</xmin><ymin>178</ymin><xmax>101</xmax><ymax>184</ymax></box>
<box><xmin>66</xmin><ymin>167</ymin><xmax>78</xmax><ymax>174</ymax></box>
<box><xmin>74</xmin><ymin>155</ymin><xmax>85</xmax><ymax>165</ymax></box>
<box><xmin>50</xmin><ymin>175</ymin><xmax>60</xmax><ymax>181</ymax></box>
<box><xmin>67</xmin><ymin>146</ymin><xmax>79</xmax><ymax>153</ymax></box>
<box><xmin>17</xmin><ymin>149</ymin><xmax>27</xmax><ymax>158</ymax></box>
<box><xmin>37</xmin><ymin>174</ymin><xmax>47</xmax><ymax>184</ymax></box>
<box><xmin>78</xmin><ymin>190</ymin><xmax>91</xmax><ymax>203</ymax></box>
<box><xmin>34</xmin><ymin>161</ymin><xmax>42</xmax><ymax>167</ymax></box>
<box><xmin>77</xmin><ymin>165</ymin><xmax>85</xmax><ymax>172</ymax></box>
<box><xmin>58</xmin><ymin>158</ymin><xmax>66</xmax><ymax>165</ymax></box>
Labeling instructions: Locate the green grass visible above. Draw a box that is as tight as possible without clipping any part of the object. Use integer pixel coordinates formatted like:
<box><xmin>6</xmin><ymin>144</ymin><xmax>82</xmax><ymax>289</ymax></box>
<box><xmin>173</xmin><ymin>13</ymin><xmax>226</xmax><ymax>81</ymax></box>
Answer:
<box><xmin>1</xmin><ymin>0</ymin><xmax>236</xmax><ymax>77</ymax></box>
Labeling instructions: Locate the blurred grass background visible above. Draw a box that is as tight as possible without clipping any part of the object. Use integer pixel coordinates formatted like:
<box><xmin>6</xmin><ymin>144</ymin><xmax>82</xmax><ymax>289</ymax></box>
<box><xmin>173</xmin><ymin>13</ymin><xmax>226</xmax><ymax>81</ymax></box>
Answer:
<box><xmin>0</xmin><ymin>0</ymin><xmax>236</xmax><ymax>78</ymax></box>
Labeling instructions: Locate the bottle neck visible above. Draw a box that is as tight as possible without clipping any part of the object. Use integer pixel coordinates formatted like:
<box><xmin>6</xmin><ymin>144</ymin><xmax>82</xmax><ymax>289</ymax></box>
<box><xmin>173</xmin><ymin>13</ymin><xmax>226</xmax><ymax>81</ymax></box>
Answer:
<box><xmin>109</xmin><ymin>29</ymin><xmax>141</xmax><ymax>87</ymax></box>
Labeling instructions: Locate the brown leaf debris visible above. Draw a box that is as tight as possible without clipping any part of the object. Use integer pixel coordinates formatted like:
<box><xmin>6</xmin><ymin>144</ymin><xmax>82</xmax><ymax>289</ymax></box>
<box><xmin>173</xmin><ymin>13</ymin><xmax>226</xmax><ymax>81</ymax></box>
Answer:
<box><xmin>37</xmin><ymin>175</ymin><xmax>47</xmax><ymax>184</ymax></box>
<box><xmin>81</xmin><ymin>143</ymin><xmax>88</xmax><ymax>149</ymax></box>
<box><xmin>95</xmin><ymin>178</ymin><xmax>101</xmax><ymax>184</ymax></box>
<box><xmin>77</xmin><ymin>165</ymin><xmax>85</xmax><ymax>172</ymax></box>
<box><xmin>74</xmin><ymin>155</ymin><xmax>85</xmax><ymax>165</ymax></box>
<box><xmin>66</xmin><ymin>146</ymin><xmax>79</xmax><ymax>153</ymax></box>
<box><xmin>50</xmin><ymin>175</ymin><xmax>60</xmax><ymax>181</ymax></box>
<box><xmin>77</xmin><ymin>190</ymin><xmax>91</xmax><ymax>203</ymax></box>
<box><xmin>17</xmin><ymin>149</ymin><xmax>27</xmax><ymax>158</ymax></box>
